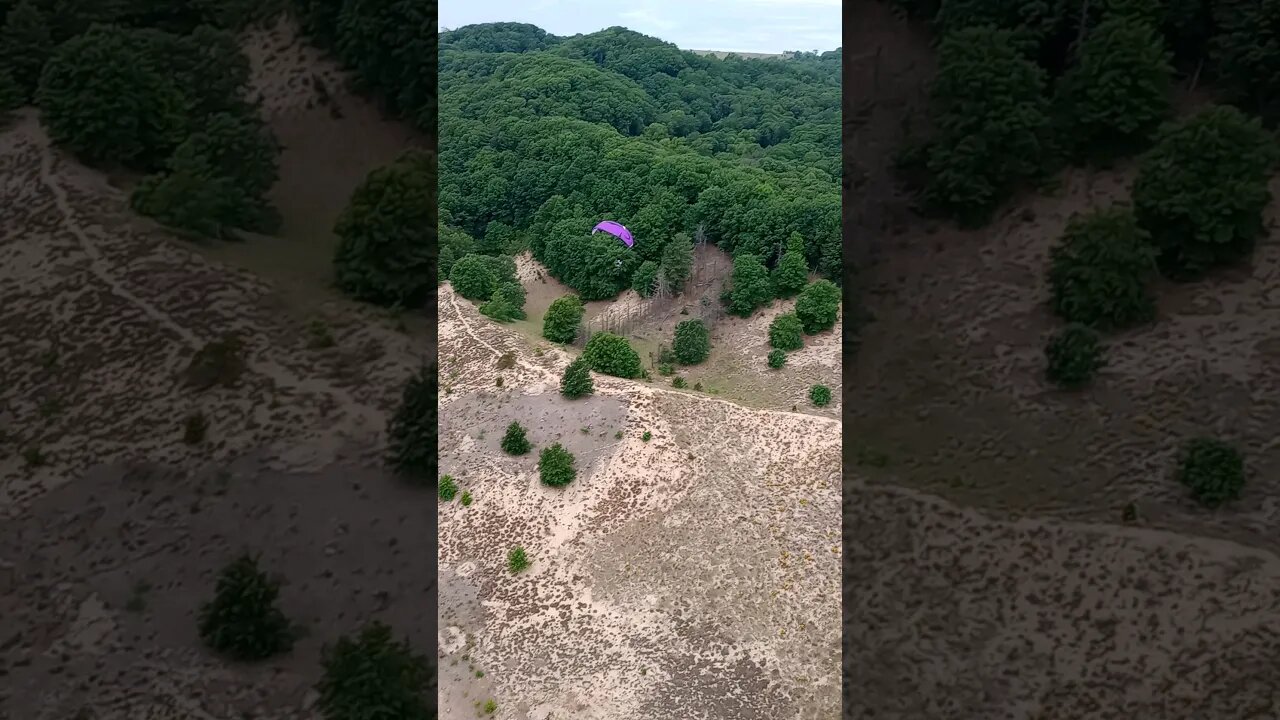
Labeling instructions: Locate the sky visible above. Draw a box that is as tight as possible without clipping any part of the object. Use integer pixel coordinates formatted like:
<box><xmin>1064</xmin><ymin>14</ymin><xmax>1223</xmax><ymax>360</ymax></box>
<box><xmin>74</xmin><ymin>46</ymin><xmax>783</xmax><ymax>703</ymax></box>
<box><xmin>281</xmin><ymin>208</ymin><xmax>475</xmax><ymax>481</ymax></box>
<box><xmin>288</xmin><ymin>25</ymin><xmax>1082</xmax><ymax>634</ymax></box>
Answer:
<box><xmin>439</xmin><ymin>0</ymin><xmax>841</xmax><ymax>55</ymax></box>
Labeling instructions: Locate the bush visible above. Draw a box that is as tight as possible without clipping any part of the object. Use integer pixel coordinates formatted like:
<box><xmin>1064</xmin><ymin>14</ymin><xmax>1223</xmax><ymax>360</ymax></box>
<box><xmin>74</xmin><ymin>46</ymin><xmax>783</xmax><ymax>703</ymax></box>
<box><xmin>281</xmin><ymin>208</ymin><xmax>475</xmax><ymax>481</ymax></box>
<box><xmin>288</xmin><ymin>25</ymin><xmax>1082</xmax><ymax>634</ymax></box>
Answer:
<box><xmin>632</xmin><ymin>260</ymin><xmax>660</xmax><ymax>297</ymax></box>
<box><xmin>771</xmin><ymin>232</ymin><xmax>809</xmax><ymax>297</ymax></box>
<box><xmin>1177</xmin><ymin>438</ymin><xmax>1245</xmax><ymax>507</ymax></box>
<box><xmin>1132</xmin><ymin>106</ymin><xmax>1278</xmax><ymax>280</ymax></box>
<box><xmin>672</xmin><ymin>320</ymin><xmax>710</xmax><ymax>364</ymax></box>
<box><xmin>438</xmin><ymin>474</ymin><xmax>458</xmax><ymax>501</ymax></box>
<box><xmin>496</xmin><ymin>352</ymin><xmax>516</xmax><ymax>370</ymax></box>
<box><xmin>768</xmin><ymin>313</ymin><xmax>804</xmax><ymax>350</ymax></box>
<box><xmin>1047</xmin><ymin>207</ymin><xmax>1158</xmax><ymax>329</ymax></box>
<box><xmin>767</xmin><ymin>349</ymin><xmax>786</xmax><ymax>369</ymax></box>
<box><xmin>461</xmin><ymin>491</ymin><xmax>473</xmax><ymax>506</ymax></box>
<box><xmin>582</xmin><ymin>332</ymin><xmax>642</xmax><ymax>378</ymax></box>
<box><xmin>657</xmin><ymin>362</ymin><xmax>674</xmax><ymax>376</ymax></box>
<box><xmin>922</xmin><ymin>27</ymin><xmax>1051</xmax><ymax>227</ymax></box>
<box><xmin>0</xmin><ymin>0</ymin><xmax>51</xmax><ymax>100</ymax></box>
<box><xmin>1055</xmin><ymin>16</ymin><xmax>1173</xmax><ymax>164</ymax></box>
<box><xmin>500</xmin><ymin>422</ymin><xmax>531</xmax><ymax>455</ymax></box>
<box><xmin>386</xmin><ymin>363</ymin><xmax>437</xmax><ymax>482</ymax></box>
<box><xmin>449</xmin><ymin>253</ymin><xmax>496</xmax><ymax>301</ymax></box>
<box><xmin>185</xmin><ymin>336</ymin><xmax>245</xmax><ymax>390</ymax></box>
<box><xmin>543</xmin><ymin>294</ymin><xmax>585</xmax><ymax>344</ymax></box>
<box><xmin>642</xmin><ymin>431</ymin><xmax>652</xmax><ymax>442</ymax></box>
<box><xmin>1044</xmin><ymin>324</ymin><xmax>1104</xmax><ymax>389</ymax></box>
<box><xmin>197</xmin><ymin>554</ymin><xmax>293</xmax><ymax>661</ymax></box>
<box><xmin>538</xmin><ymin>443</ymin><xmax>576</xmax><ymax>487</ymax></box>
<box><xmin>1213</xmin><ymin>0</ymin><xmax>1280</xmax><ymax>124</ymax></box>
<box><xmin>809</xmin><ymin>384</ymin><xmax>832</xmax><ymax>407</ymax></box>
<box><xmin>333</xmin><ymin>150</ymin><xmax>436</xmax><ymax>306</ymax></box>
<box><xmin>727</xmin><ymin>253</ymin><xmax>773</xmax><ymax>317</ymax></box>
<box><xmin>479</xmin><ymin>281</ymin><xmax>527</xmax><ymax>322</ymax></box>
<box><xmin>316</xmin><ymin>623</ymin><xmax>431</xmax><ymax>720</ymax></box>
<box><xmin>794</xmin><ymin>280</ymin><xmax>841</xmax><ymax>334</ymax></box>
<box><xmin>560</xmin><ymin>357</ymin><xmax>594</xmax><ymax>398</ymax></box>
<box><xmin>672</xmin><ymin>376</ymin><xmax>686</xmax><ymax>388</ymax></box>
<box><xmin>507</xmin><ymin>546</ymin><xmax>530</xmax><ymax>573</ymax></box>
<box><xmin>183</xmin><ymin>411</ymin><xmax>209</xmax><ymax>444</ymax></box>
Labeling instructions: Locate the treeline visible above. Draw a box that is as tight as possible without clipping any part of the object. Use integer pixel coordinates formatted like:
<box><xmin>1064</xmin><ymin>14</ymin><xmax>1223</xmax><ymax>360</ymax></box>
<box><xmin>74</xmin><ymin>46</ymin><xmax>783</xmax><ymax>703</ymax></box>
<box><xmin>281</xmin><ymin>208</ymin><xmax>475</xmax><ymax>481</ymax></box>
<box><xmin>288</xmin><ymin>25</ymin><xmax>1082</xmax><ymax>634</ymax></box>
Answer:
<box><xmin>438</xmin><ymin>22</ymin><xmax>841</xmax><ymax>302</ymax></box>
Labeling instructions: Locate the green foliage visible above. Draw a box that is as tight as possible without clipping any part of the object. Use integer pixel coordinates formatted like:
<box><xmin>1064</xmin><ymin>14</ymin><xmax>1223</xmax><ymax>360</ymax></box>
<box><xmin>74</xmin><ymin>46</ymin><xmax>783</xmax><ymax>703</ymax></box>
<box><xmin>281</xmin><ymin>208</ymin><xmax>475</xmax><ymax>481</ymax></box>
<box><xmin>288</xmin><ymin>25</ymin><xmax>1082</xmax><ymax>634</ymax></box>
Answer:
<box><xmin>922</xmin><ymin>26</ymin><xmax>1051</xmax><ymax>227</ymax></box>
<box><xmin>480</xmin><ymin>281</ymin><xmax>527</xmax><ymax>322</ymax></box>
<box><xmin>672</xmin><ymin>320</ymin><xmax>710</xmax><ymax>365</ymax></box>
<box><xmin>632</xmin><ymin>260</ymin><xmax>660</xmax><ymax>297</ymax></box>
<box><xmin>538</xmin><ymin>443</ymin><xmax>576</xmax><ymax>487</ymax></box>
<box><xmin>500</xmin><ymin>422</ymin><xmax>531</xmax><ymax>455</ymax></box>
<box><xmin>0</xmin><ymin>65</ymin><xmax>20</xmax><ymax>121</ymax></box>
<box><xmin>794</xmin><ymin>280</ymin><xmax>841</xmax><ymax>334</ymax></box>
<box><xmin>727</xmin><ymin>253</ymin><xmax>773</xmax><ymax>317</ymax></box>
<box><xmin>507</xmin><ymin>546</ymin><xmax>531</xmax><ymax>573</ymax></box>
<box><xmin>659</xmin><ymin>233</ymin><xmax>694</xmax><ymax>291</ymax></box>
<box><xmin>1056</xmin><ymin>17</ymin><xmax>1173</xmax><ymax>164</ymax></box>
<box><xmin>461</xmin><ymin>491</ymin><xmax>473</xmax><ymax>506</ymax></box>
<box><xmin>582</xmin><ymin>332</ymin><xmax>642</xmax><ymax>378</ymax></box>
<box><xmin>768</xmin><ymin>313</ymin><xmax>805</xmax><ymax>350</ymax></box>
<box><xmin>809</xmin><ymin>384</ymin><xmax>832</xmax><ymax>407</ymax></box>
<box><xmin>1132</xmin><ymin>106</ymin><xmax>1279</xmax><ymax>280</ymax></box>
<box><xmin>543</xmin><ymin>229</ymin><xmax>638</xmax><ymax>300</ymax></box>
<box><xmin>560</xmin><ymin>357</ymin><xmax>594</xmax><ymax>398</ymax></box>
<box><xmin>197</xmin><ymin>554</ymin><xmax>293</xmax><ymax>661</ymax></box>
<box><xmin>1048</xmin><ymin>207</ymin><xmax>1157</xmax><ymax>329</ymax></box>
<box><xmin>439</xmin><ymin>224</ymin><xmax>475</xmax><ymax>281</ymax></box>
<box><xmin>767</xmin><ymin>348</ymin><xmax>786</xmax><ymax>369</ymax></box>
<box><xmin>442</xmin><ymin>21</ymin><xmax>558</xmax><ymax>53</ymax></box>
<box><xmin>543</xmin><ymin>294</ymin><xmax>585</xmax><ymax>343</ymax></box>
<box><xmin>449</xmin><ymin>254</ymin><xmax>496</xmax><ymax>301</ymax></box>
<box><xmin>438</xmin><ymin>475</ymin><xmax>458</xmax><ymax>501</ymax></box>
<box><xmin>671</xmin><ymin>376</ymin><xmax>686</xmax><ymax>388</ymax></box>
<box><xmin>316</xmin><ymin>622</ymin><xmax>432</xmax><ymax>720</ymax></box>
<box><xmin>0</xmin><ymin>0</ymin><xmax>51</xmax><ymax>99</ymax></box>
<box><xmin>1044</xmin><ymin>324</ymin><xmax>1104</xmax><ymax>389</ymax></box>
<box><xmin>386</xmin><ymin>363</ymin><xmax>437</xmax><ymax>483</ymax></box>
<box><xmin>641</xmin><ymin>430</ymin><xmax>652</xmax><ymax>442</ymax></box>
<box><xmin>1213</xmin><ymin>0</ymin><xmax>1280</xmax><ymax>124</ymax></box>
<box><xmin>333</xmin><ymin>150</ymin><xmax>436</xmax><ymax>306</ymax></box>
<box><xmin>1177</xmin><ymin>438</ymin><xmax>1245</xmax><ymax>507</ymax></box>
<box><xmin>772</xmin><ymin>233</ymin><xmax>809</xmax><ymax>297</ymax></box>
<box><xmin>334</xmin><ymin>0</ymin><xmax>437</xmax><ymax>122</ymax></box>
<box><xmin>933</xmin><ymin>0</ymin><xmax>1063</xmax><ymax>49</ymax></box>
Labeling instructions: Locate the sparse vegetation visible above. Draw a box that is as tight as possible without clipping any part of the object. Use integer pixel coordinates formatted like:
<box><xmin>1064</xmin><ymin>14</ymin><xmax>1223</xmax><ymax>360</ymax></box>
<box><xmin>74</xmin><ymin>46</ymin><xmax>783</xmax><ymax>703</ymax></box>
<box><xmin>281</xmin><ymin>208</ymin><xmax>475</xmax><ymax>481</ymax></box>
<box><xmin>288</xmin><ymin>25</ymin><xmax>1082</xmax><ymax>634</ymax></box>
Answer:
<box><xmin>500</xmin><ymin>422</ymin><xmax>531</xmax><ymax>455</ymax></box>
<box><xmin>538</xmin><ymin>443</ymin><xmax>576</xmax><ymax>487</ymax></box>
<box><xmin>641</xmin><ymin>431</ymin><xmax>652</xmax><ymax>442</ymax></box>
<box><xmin>672</xmin><ymin>376</ymin><xmax>687</xmax><ymax>388</ymax></box>
<box><xmin>461</xmin><ymin>491</ymin><xmax>473</xmax><ymax>506</ymax></box>
<box><xmin>496</xmin><ymin>351</ymin><xmax>516</xmax><ymax>370</ymax></box>
<box><xmin>197</xmin><ymin>554</ymin><xmax>293</xmax><ymax>661</ymax></box>
<box><xmin>507</xmin><ymin>546</ymin><xmax>530</xmax><ymax>574</ymax></box>
<box><xmin>316</xmin><ymin>622</ymin><xmax>432</xmax><ymax>720</ymax></box>
<box><xmin>1044</xmin><ymin>324</ymin><xmax>1104</xmax><ymax>389</ymax></box>
<box><xmin>1177</xmin><ymin>438</ymin><xmax>1245</xmax><ymax>507</ymax></box>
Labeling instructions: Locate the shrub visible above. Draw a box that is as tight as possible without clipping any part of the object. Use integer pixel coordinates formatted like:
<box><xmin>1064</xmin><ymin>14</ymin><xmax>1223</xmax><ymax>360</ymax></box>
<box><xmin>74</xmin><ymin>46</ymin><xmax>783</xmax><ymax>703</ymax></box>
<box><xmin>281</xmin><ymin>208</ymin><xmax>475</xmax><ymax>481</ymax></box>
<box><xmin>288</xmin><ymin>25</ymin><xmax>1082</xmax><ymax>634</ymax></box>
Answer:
<box><xmin>582</xmin><ymin>332</ymin><xmax>642</xmax><ymax>378</ymax></box>
<box><xmin>767</xmin><ymin>349</ymin><xmax>786</xmax><ymax>369</ymax></box>
<box><xmin>922</xmin><ymin>26</ymin><xmax>1051</xmax><ymax>226</ymax></box>
<box><xmin>538</xmin><ymin>443</ymin><xmax>576</xmax><ymax>487</ymax></box>
<box><xmin>1055</xmin><ymin>16</ymin><xmax>1173</xmax><ymax>164</ymax></box>
<box><xmin>641</xmin><ymin>431</ymin><xmax>652</xmax><ymax>442</ymax></box>
<box><xmin>307</xmin><ymin>319</ymin><xmax>336</xmax><ymax>349</ymax></box>
<box><xmin>386</xmin><ymin>363</ymin><xmax>437</xmax><ymax>482</ymax></box>
<box><xmin>809</xmin><ymin>384</ymin><xmax>832</xmax><ymax>407</ymax></box>
<box><xmin>632</xmin><ymin>260</ymin><xmax>660</xmax><ymax>297</ymax></box>
<box><xmin>560</xmin><ymin>357</ymin><xmax>594</xmax><ymax>398</ymax></box>
<box><xmin>448</xmin><ymin>253</ymin><xmax>496</xmax><ymax>301</ymax></box>
<box><xmin>479</xmin><ymin>281</ymin><xmax>527</xmax><ymax>322</ymax></box>
<box><xmin>768</xmin><ymin>313</ymin><xmax>804</xmax><ymax>351</ymax></box>
<box><xmin>657</xmin><ymin>362</ymin><xmax>674</xmax><ymax>376</ymax></box>
<box><xmin>1177</xmin><ymin>438</ymin><xmax>1245</xmax><ymax>507</ymax></box>
<box><xmin>461</xmin><ymin>491</ymin><xmax>473</xmax><ymax>506</ymax></box>
<box><xmin>727</xmin><ymin>253</ymin><xmax>773</xmax><ymax>317</ymax></box>
<box><xmin>183</xmin><ymin>411</ymin><xmax>209</xmax><ymax>444</ymax></box>
<box><xmin>794</xmin><ymin>280</ymin><xmax>841</xmax><ymax>334</ymax></box>
<box><xmin>1132</xmin><ymin>105</ymin><xmax>1278</xmax><ymax>279</ymax></box>
<box><xmin>672</xmin><ymin>376</ymin><xmax>686</xmax><ymax>388</ymax></box>
<box><xmin>507</xmin><ymin>546</ymin><xmax>530</xmax><ymax>574</ymax></box>
<box><xmin>438</xmin><ymin>475</ymin><xmax>458</xmax><ymax>501</ymax></box>
<box><xmin>771</xmin><ymin>232</ymin><xmax>809</xmax><ymax>297</ymax></box>
<box><xmin>185</xmin><ymin>336</ymin><xmax>245</xmax><ymax>390</ymax></box>
<box><xmin>1213</xmin><ymin>0</ymin><xmax>1280</xmax><ymax>124</ymax></box>
<box><xmin>197</xmin><ymin>554</ymin><xmax>293</xmax><ymax>661</ymax></box>
<box><xmin>496</xmin><ymin>352</ymin><xmax>516</xmax><ymax>370</ymax></box>
<box><xmin>672</xmin><ymin>320</ymin><xmax>710</xmax><ymax>364</ymax></box>
<box><xmin>542</xmin><ymin>294</ymin><xmax>585</xmax><ymax>344</ymax></box>
<box><xmin>500</xmin><ymin>422</ymin><xmax>531</xmax><ymax>455</ymax></box>
<box><xmin>1048</xmin><ymin>207</ymin><xmax>1158</xmax><ymax>329</ymax></box>
<box><xmin>333</xmin><ymin>150</ymin><xmax>436</xmax><ymax>306</ymax></box>
<box><xmin>1044</xmin><ymin>324</ymin><xmax>1104</xmax><ymax>389</ymax></box>
<box><xmin>316</xmin><ymin>623</ymin><xmax>431</xmax><ymax>720</ymax></box>
<box><xmin>0</xmin><ymin>0</ymin><xmax>51</xmax><ymax>100</ymax></box>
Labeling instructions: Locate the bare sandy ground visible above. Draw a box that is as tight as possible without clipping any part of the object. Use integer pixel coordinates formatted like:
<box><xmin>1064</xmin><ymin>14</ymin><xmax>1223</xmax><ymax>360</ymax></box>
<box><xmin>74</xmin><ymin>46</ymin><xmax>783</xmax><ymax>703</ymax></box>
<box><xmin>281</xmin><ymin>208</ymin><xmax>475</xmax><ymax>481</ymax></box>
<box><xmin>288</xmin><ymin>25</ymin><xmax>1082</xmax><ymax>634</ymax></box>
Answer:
<box><xmin>438</xmin><ymin>285</ymin><xmax>842</xmax><ymax>719</ymax></box>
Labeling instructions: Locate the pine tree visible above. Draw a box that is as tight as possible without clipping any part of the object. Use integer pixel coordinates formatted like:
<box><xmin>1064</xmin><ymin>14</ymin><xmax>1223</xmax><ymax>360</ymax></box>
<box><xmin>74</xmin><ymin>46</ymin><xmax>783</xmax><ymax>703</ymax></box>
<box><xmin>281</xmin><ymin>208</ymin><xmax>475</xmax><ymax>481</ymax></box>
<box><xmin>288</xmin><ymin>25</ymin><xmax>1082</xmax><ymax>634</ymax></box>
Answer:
<box><xmin>560</xmin><ymin>357</ymin><xmax>594</xmax><ymax>399</ymax></box>
<box><xmin>198</xmin><ymin>554</ymin><xmax>293</xmax><ymax>661</ymax></box>
<box><xmin>500</xmin><ymin>421</ymin><xmax>531</xmax><ymax>455</ymax></box>
<box><xmin>772</xmin><ymin>232</ymin><xmax>809</xmax><ymax>297</ymax></box>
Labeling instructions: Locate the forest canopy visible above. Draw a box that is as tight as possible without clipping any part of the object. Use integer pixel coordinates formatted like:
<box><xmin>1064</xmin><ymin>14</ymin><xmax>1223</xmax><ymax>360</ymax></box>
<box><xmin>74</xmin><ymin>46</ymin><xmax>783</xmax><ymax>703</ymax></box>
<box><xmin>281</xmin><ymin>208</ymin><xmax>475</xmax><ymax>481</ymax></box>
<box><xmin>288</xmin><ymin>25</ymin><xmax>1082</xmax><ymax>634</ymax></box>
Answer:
<box><xmin>438</xmin><ymin>22</ymin><xmax>842</xmax><ymax>301</ymax></box>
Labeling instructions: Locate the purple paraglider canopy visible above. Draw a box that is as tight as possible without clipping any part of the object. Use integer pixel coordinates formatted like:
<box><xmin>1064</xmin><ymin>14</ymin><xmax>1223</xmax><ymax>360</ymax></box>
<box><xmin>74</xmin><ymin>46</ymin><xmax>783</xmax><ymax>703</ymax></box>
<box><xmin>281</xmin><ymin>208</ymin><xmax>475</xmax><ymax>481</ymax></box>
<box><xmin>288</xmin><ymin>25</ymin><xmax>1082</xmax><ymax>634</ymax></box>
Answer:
<box><xmin>592</xmin><ymin>221</ymin><xmax>634</xmax><ymax>248</ymax></box>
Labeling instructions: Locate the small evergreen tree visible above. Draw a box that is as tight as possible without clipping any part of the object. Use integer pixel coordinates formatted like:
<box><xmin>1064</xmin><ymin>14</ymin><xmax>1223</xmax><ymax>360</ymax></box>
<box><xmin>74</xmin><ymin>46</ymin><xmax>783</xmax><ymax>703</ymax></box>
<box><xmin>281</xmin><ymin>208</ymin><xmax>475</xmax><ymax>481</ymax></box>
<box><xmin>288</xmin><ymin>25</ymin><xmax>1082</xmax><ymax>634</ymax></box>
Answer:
<box><xmin>1044</xmin><ymin>324</ymin><xmax>1104</xmax><ymax>389</ymax></box>
<box><xmin>1048</xmin><ymin>207</ymin><xmax>1158</xmax><ymax>329</ymax></box>
<box><xmin>507</xmin><ymin>546</ymin><xmax>531</xmax><ymax>573</ymax></box>
<box><xmin>438</xmin><ymin>474</ymin><xmax>458</xmax><ymax>501</ymax></box>
<box><xmin>197</xmin><ymin>554</ymin><xmax>293</xmax><ymax>661</ymax></box>
<box><xmin>582</xmin><ymin>332</ymin><xmax>642</xmax><ymax>378</ymax></box>
<box><xmin>543</xmin><ymin>294</ymin><xmax>585</xmax><ymax>344</ymax></box>
<box><xmin>772</xmin><ymin>233</ymin><xmax>809</xmax><ymax>297</ymax></box>
<box><xmin>538</xmin><ymin>443</ymin><xmax>576</xmax><ymax>487</ymax></box>
<box><xmin>672</xmin><ymin>320</ymin><xmax>710</xmax><ymax>364</ymax></box>
<box><xmin>727</xmin><ymin>253</ymin><xmax>773</xmax><ymax>317</ymax></box>
<box><xmin>660</xmin><ymin>232</ymin><xmax>694</xmax><ymax>291</ymax></box>
<box><xmin>768</xmin><ymin>313</ymin><xmax>805</xmax><ymax>351</ymax></box>
<box><xmin>0</xmin><ymin>0</ymin><xmax>51</xmax><ymax>99</ymax></box>
<box><xmin>767</xmin><ymin>349</ymin><xmax>786</xmax><ymax>369</ymax></box>
<box><xmin>632</xmin><ymin>260</ymin><xmax>660</xmax><ymax>297</ymax></box>
<box><xmin>809</xmin><ymin>384</ymin><xmax>832</xmax><ymax>407</ymax></box>
<box><xmin>560</xmin><ymin>357</ymin><xmax>594</xmax><ymax>398</ymax></box>
<box><xmin>794</xmin><ymin>280</ymin><xmax>841</xmax><ymax>334</ymax></box>
<box><xmin>1177</xmin><ymin>438</ymin><xmax>1245</xmax><ymax>507</ymax></box>
<box><xmin>386</xmin><ymin>363</ymin><xmax>437</xmax><ymax>483</ymax></box>
<box><xmin>316</xmin><ymin>623</ymin><xmax>431</xmax><ymax>720</ymax></box>
<box><xmin>500</xmin><ymin>421</ymin><xmax>531</xmax><ymax>455</ymax></box>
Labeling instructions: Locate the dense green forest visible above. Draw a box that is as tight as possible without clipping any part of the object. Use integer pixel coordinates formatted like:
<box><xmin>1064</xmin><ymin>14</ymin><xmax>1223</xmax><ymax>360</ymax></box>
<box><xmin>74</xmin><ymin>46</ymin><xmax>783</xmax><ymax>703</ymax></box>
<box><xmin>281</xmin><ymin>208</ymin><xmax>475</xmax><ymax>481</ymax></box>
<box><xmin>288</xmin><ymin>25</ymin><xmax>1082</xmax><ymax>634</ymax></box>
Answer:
<box><xmin>437</xmin><ymin>22</ymin><xmax>842</xmax><ymax>302</ymax></box>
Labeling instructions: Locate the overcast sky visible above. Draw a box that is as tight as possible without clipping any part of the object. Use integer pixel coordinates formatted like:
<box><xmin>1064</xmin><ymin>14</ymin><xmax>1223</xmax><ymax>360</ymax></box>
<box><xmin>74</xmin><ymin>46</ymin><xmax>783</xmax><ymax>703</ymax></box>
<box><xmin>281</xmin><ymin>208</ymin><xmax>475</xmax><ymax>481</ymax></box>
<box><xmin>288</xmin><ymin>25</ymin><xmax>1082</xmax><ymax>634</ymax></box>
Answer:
<box><xmin>440</xmin><ymin>0</ymin><xmax>841</xmax><ymax>55</ymax></box>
